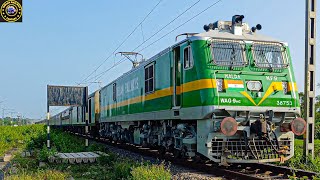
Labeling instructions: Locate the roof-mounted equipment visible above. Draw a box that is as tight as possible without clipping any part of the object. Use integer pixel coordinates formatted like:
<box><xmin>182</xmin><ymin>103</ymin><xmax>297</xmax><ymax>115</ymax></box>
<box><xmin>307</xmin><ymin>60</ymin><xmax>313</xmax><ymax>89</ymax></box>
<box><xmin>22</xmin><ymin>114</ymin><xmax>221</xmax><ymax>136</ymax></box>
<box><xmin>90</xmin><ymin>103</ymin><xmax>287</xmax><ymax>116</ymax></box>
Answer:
<box><xmin>232</xmin><ymin>15</ymin><xmax>244</xmax><ymax>26</ymax></box>
<box><xmin>203</xmin><ymin>23</ymin><xmax>215</xmax><ymax>32</ymax></box>
<box><xmin>251</xmin><ymin>24</ymin><xmax>262</xmax><ymax>33</ymax></box>
<box><xmin>232</xmin><ymin>15</ymin><xmax>245</xmax><ymax>35</ymax></box>
<box><xmin>203</xmin><ymin>15</ymin><xmax>251</xmax><ymax>35</ymax></box>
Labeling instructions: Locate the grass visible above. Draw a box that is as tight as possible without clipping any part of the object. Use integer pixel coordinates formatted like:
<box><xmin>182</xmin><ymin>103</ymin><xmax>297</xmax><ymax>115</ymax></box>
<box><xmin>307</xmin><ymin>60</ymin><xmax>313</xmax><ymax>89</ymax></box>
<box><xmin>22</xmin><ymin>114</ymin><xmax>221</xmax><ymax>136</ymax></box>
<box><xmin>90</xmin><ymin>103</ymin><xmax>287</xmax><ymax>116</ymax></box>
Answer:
<box><xmin>6</xmin><ymin>170</ymin><xmax>69</xmax><ymax>180</ymax></box>
<box><xmin>284</xmin><ymin>139</ymin><xmax>320</xmax><ymax>173</ymax></box>
<box><xmin>5</xmin><ymin>125</ymin><xmax>319</xmax><ymax>179</ymax></box>
<box><xmin>8</xmin><ymin>149</ymin><xmax>171</xmax><ymax>180</ymax></box>
<box><xmin>0</xmin><ymin>125</ymin><xmax>45</xmax><ymax>156</ymax></box>
<box><xmin>2</xmin><ymin>125</ymin><xmax>172</xmax><ymax>180</ymax></box>
<box><xmin>131</xmin><ymin>163</ymin><xmax>171</xmax><ymax>180</ymax></box>
<box><xmin>7</xmin><ymin>153</ymin><xmax>139</xmax><ymax>180</ymax></box>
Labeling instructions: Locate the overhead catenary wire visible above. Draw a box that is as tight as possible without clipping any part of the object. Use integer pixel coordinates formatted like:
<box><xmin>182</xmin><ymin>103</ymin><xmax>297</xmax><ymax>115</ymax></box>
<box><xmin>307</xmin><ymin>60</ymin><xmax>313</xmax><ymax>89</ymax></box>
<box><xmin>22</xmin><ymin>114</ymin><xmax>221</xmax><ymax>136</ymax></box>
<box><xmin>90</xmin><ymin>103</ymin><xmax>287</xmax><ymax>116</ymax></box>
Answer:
<box><xmin>86</xmin><ymin>0</ymin><xmax>203</xmax><ymax>84</ymax></box>
<box><xmin>132</xmin><ymin>0</ymin><xmax>201</xmax><ymax>52</ymax></box>
<box><xmin>80</xmin><ymin>0</ymin><xmax>164</xmax><ymax>84</ymax></box>
<box><xmin>138</xmin><ymin>0</ymin><xmax>223</xmax><ymax>53</ymax></box>
<box><xmin>86</xmin><ymin>58</ymin><xmax>127</xmax><ymax>87</ymax></box>
<box><xmin>89</xmin><ymin>0</ymin><xmax>223</xmax><ymax>84</ymax></box>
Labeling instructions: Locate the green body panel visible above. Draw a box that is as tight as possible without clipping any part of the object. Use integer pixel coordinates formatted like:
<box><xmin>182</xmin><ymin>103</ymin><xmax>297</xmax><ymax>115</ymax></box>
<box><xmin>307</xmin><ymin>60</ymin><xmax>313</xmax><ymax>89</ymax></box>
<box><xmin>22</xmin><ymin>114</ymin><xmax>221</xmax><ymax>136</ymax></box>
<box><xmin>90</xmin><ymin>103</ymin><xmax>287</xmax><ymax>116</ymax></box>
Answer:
<box><xmin>98</xmin><ymin>39</ymin><xmax>299</xmax><ymax>121</ymax></box>
<box><xmin>100</xmin><ymin>51</ymin><xmax>172</xmax><ymax>120</ymax></box>
<box><xmin>184</xmin><ymin>40</ymin><xmax>299</xmax><ymax>107</ymax></box>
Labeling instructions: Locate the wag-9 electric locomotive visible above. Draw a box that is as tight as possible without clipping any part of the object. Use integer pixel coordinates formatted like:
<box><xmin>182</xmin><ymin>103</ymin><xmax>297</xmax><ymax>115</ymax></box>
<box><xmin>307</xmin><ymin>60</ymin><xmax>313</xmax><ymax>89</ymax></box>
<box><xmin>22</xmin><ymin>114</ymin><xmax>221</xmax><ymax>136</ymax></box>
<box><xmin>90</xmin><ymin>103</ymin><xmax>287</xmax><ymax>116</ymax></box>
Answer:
<box><xmin>51</xmin><ymin>15</ymin><xmax>305</xmax><ymax>164</ymax></box>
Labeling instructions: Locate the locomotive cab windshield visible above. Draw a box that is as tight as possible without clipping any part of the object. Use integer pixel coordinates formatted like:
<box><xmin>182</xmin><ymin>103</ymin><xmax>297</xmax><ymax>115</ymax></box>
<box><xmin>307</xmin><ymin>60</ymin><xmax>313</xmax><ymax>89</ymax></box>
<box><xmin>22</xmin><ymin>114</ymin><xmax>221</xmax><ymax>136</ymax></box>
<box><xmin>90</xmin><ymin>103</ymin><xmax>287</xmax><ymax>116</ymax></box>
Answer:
<box><xmin>211</xmin><ymin>39</ymin><xmax>246</xmax><ymax>67</ymax></box>
<box><xmin>252</xmin><ymin>42</ymin><xmax>289</xmax><ymax>69</ymax></box>
<box><xmin>210</xmin><ymin>39</ymin><xmax>289</xmax><ymax>70</ymax></box>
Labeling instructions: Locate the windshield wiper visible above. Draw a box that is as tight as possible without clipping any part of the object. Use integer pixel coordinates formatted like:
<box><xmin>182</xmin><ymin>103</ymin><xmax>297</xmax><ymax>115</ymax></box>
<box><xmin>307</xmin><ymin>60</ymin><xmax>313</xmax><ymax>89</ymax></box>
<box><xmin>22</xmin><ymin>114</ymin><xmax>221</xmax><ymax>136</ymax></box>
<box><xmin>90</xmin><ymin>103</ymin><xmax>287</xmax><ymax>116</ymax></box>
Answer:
<box><xmin>260</xmin><ymin>52</ymin><xmax>273</xmax><ymax>71</ymax></box>
<box><xmin>229</xmin><ymin>46</ymin><xmax>236</xmax><ymax>69</ymax></box>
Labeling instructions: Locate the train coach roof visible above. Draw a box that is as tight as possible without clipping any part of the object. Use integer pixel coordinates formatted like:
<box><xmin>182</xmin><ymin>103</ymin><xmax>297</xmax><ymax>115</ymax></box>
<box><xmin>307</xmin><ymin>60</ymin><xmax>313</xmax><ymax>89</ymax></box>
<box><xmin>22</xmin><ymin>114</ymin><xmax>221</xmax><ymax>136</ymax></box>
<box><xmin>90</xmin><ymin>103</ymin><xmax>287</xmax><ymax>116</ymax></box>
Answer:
<box><xmin>191</xmin><ymin>29</ymin><xmax>282</xmax><ymax>43</ymax></box>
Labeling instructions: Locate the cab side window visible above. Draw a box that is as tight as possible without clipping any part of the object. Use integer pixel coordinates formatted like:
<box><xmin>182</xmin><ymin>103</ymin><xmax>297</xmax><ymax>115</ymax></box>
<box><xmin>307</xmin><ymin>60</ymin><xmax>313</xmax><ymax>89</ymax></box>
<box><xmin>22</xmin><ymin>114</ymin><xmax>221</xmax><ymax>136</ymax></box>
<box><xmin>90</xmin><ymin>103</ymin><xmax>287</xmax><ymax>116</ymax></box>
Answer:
<box><xmin>184</xmin><ymin>46</ymin><xmax>193</xmax><ymax>69</ymax></box>
<box><xmin>145</xmin><ymin>64</ymin><xmax>155</xmax><ymax>94</ymax></box>
<box><xmin>113</xmin><ymin>83</ymin><xmax>116</xmax><ymax>101</ymax></box>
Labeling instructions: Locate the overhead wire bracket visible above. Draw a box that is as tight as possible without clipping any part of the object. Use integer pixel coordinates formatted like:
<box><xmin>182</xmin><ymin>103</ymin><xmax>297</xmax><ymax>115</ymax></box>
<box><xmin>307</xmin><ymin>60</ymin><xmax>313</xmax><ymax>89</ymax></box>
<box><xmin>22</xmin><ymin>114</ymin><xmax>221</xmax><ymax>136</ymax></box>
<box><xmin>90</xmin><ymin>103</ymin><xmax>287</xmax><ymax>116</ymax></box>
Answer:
<box><xmin>115</xmin><ymin>52</ymin><xmax>144</xmax><ymax>68</ymax></box>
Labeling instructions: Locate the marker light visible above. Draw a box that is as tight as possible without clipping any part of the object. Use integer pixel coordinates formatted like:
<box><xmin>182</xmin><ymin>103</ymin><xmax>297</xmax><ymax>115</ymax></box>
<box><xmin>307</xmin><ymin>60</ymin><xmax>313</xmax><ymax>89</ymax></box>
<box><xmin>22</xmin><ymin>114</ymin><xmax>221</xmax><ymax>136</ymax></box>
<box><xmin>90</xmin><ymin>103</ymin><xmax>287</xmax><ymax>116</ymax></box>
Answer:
<box><xmin>282</xmin><ymin>82</ymin><xmax>288</xmax><ymax>94</ymax></box>
<box><xmin>216</xmin><ymin>79</ymin><xmax>223</xmax><ymax>92</ymax></box>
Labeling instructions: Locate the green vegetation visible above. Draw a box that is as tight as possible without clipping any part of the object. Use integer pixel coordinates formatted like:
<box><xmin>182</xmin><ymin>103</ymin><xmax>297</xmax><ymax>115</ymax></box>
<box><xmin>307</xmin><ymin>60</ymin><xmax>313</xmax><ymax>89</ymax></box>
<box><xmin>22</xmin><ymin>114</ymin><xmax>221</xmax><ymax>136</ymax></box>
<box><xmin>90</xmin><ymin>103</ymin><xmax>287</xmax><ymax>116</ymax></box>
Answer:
<box><xmin>8</xmin><ymin>150</ymin><xmax>139</xmax><ymax>179</ymax></box>
<box><xmin>299</xmin><ymin>92</ymin><xmax>320</xmax><ymax>139</ymax></box>
<box><xmin>0</xmin><ymin>125</ymin><xmax>45</xmax><ymax>156</ymax></box>
<box><xmin>2</xmin><ymin>125</ymin><xmax>172</xmax><ymax>180</ymax></box>
<box><xmin>131</xmin><ymin>163</ymin><xmax>171</xmax><ymax>180</ymax></box>
<box><xmin>0</xmin><ymin>117</ymin><xmax>33</xmax><ymax>126</ymax></box>
<box><xmin>285</xmin><ymin>139</ymin><xmax>320</xmax><ymax>173</ymax></box>
<box><xmin>7</xmin><ymin>170</ymin><xmax>68</xmax><ymax>180</ymax></box>
<box><xmin>1</xmin><ymin>121</ymin><xmax>319</xmax><ymax>179</ymax></box>
<box><xmin>290</xmin><ymin>92</ymin><xmax>320</xmax><ymax>173</ymax></box>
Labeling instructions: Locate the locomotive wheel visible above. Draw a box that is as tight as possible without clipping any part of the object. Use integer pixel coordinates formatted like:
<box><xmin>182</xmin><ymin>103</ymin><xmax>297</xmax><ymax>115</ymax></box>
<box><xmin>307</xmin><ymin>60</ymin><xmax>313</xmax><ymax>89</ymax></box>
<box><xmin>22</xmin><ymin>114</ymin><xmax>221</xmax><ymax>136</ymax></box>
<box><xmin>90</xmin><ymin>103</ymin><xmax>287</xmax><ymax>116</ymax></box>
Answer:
<box><xmin>158</xmin><ymin>146</ymin><xmax>166</xmax><ymax>156</ymax></box>
<box><xmin>193</xmin><ymin>155</ymin><xmax>207</xmax><ymax>163</ymax></box>
<box><xmin>142</xmin><ymin>141</ymin><xmax>148</xmax><ymax>148</ymax></box>
<box><xmin>173</xmin><ymin>149</ymin><xmax>181</xmax><ymax>159</ymax></box>
<box><xmin>112</xmin><ymin>136</ymin><xmax>118</xmax><ymax>143</ymax></box>
<box><xmin>193</xmin><ymin>155</ymin><xmax>202</xmax><ymax>163</ymax></box>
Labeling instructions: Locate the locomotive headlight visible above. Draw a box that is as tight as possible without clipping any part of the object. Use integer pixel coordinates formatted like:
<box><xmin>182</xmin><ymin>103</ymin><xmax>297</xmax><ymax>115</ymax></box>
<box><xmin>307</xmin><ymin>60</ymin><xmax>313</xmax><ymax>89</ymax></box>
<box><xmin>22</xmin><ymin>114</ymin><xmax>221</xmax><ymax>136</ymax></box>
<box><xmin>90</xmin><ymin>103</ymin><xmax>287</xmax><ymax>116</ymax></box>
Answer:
<box><xmin>216</xmin><ymin>79</ymin><xmax>223</xmax><ymax>92</ymax></box>
<box><xmin>246</xmin><ymin>81</ymin><xmax>262</xmax><ymax>91</ymax></box>
<box><xmin>282</xmin><ymin>81</ymin><xmax>288</xmax><ymax>94</ymax></box>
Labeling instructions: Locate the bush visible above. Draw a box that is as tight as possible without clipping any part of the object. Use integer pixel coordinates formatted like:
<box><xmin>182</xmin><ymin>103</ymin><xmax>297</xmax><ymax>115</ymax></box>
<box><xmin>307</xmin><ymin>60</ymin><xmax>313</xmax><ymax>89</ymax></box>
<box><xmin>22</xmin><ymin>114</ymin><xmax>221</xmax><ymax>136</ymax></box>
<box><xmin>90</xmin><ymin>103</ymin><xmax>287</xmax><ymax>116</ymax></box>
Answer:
<box><xmin>131</xmin><ymin>163</ymin><xmax>171</xmax><ymax>180</ymax></box>
<box><xmin>0</xmin><ymin>125</ymin><xmax>46</xmax><ymax>156</ymax></box>
<box><xmin>97</xmin><ymin>153</ymin><xmax>117</xmax><ymax>166</ymax></box>
<box><xmin>285</xmin><ymin>139</ymin><xmax>320</xmax><ymax>174</ymax></box>
<box><xmin>38</xmin><ymin>145</ymin><xmax>58</xmax><ymax>162</ymax></box>
<box><xmin>112</xmin><ymin>161</ymin><xmax>133</xmax><ymax>179</ymax></box>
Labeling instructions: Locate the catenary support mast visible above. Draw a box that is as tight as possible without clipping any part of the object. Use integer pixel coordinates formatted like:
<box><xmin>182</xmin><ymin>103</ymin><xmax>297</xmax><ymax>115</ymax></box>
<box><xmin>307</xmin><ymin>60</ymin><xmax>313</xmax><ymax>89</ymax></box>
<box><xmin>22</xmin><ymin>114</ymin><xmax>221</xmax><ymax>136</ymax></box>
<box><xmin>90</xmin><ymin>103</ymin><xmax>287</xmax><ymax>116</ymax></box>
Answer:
<box><xmin>304</xmin><ymin>0</ymin><xmax>316</xmax><ymax>159</ymax></box>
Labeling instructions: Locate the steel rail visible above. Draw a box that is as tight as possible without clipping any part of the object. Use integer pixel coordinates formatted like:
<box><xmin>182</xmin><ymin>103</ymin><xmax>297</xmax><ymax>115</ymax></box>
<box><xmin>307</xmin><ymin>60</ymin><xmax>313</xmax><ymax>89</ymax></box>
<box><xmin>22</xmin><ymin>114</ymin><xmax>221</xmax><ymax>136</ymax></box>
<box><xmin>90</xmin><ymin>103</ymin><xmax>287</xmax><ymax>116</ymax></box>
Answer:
<box><xmin>66</xmin><ymin>131</ymin><xmax>318</xmax><ymax>180</ymax></box>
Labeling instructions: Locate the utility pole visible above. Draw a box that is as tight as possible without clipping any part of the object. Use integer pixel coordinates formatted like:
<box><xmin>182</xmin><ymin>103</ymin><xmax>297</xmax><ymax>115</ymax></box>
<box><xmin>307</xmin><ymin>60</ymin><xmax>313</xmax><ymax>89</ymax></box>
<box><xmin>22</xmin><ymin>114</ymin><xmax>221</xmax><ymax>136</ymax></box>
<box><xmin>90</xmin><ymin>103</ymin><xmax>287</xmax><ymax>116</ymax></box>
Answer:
<box><xmin>9</xmin><ymin>111</ymin><xmax>17</xmax><ymax>125</ymax></box>
<box><xmin>17</xmin><ymin>114</ymin><xmax>21</xmax><ymax>126</ymax></box>
<box><xmin>0</xmin><ymin>101</ymin><xmax>4</xmax><ymax>111</ymax></box>
<box><xmin>0</xmin><ymin>101</ymin><xmax>3</xmax><ymax>125</ymax></box>
<box><xmin>304</xmin><ymin>0</ymin><xmax>316</xmax><ymax>159</ymax></box>
<box><xmin>2</xmin><ymin>108</ymin><xmax>14</xmax><ymax>126</ymax></box>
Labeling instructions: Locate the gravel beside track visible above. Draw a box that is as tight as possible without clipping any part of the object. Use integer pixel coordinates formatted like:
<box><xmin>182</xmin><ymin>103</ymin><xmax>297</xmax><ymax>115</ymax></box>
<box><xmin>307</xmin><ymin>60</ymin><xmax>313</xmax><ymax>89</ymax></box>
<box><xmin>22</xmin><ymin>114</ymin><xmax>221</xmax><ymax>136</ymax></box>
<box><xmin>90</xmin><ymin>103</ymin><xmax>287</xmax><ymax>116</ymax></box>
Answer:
<box><xmin>104</xmin><ymin>143</ymin><xmax>224</xmax><ymax>180</ymax></box>
<box><xmin>73</xmin><ymin>133</ymin><xmax>318</xmax><ymax>180</ymax></box>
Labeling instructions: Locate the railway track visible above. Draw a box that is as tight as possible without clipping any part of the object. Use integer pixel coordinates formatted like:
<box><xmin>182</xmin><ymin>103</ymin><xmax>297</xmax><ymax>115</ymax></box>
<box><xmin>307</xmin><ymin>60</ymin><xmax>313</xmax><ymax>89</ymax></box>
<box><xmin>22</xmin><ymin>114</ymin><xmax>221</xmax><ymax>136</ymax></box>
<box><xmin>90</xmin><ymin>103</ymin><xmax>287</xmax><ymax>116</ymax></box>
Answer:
<box><xmin>70</xmin><ymin>132</ymin><xmax>318</xmax><ymax>180</ymax></box>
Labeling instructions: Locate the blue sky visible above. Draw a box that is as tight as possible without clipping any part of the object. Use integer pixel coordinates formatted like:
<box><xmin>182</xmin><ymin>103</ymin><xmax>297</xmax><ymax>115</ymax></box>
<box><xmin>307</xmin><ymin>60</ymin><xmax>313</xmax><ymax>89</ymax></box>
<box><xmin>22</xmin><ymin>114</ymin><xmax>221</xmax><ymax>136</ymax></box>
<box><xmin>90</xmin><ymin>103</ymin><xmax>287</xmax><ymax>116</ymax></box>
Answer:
<box><xmin>0</xmin><ymin>0</ymin><xmax>318</xmax><ymax>119</ymax></box>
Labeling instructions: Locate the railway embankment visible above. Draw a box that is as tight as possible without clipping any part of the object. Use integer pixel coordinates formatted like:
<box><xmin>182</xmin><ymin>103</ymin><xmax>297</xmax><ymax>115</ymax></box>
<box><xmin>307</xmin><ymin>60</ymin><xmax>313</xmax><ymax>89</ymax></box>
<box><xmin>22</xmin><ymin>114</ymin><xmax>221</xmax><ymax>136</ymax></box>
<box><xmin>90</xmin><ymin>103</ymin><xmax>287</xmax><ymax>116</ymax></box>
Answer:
<box><xmin>1</xmin><ymin>125</ymin><xmax>218</xmax><ymax>180</ymax></box>
<box><xmin>1</xmin><ymin>125</ymin><xmax>319</xmax><ymax>179</ymax></box>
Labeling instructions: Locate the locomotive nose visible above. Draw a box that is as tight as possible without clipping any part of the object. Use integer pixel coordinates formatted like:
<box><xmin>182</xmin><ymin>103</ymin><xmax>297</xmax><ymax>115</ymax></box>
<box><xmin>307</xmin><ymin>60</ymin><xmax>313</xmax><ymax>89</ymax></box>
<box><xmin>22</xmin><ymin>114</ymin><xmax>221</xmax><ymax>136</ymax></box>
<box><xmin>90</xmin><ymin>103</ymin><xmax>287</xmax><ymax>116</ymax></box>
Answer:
<box><xmin>291</xmin><ymin>118</ymin><xmax>307</xmax><ymax>136</ymax></box>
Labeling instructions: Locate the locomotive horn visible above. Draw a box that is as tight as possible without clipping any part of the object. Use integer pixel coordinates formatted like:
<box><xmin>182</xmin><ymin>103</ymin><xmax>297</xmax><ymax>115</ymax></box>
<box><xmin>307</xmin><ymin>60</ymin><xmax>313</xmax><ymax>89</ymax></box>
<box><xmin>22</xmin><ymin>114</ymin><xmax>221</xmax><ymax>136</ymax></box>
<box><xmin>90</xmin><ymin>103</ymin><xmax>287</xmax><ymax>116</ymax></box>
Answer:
<box><xmin>203</xmin><ymin>24</ymin><xmax>210</xmax><ymax>32</ymax></box>
<box><xmin>251</xmin><ymin>24</ymin><xmax>262</xmax><ymax>32</ymax></box>
<box><xmin>220</xmin><ymin>117</ymin><xmax>238</xmax><ymax>136</ymax></box>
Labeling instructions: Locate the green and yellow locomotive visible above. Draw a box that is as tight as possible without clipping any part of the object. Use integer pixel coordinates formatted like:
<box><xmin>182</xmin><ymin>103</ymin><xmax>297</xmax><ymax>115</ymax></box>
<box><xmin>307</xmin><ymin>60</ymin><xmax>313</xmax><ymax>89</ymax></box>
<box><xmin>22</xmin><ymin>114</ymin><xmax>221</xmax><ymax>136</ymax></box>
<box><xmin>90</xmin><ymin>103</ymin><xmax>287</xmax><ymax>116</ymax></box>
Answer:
<box><xmin>53</xmin><ymin>15</ymin><xmax>306</xmax><ymax>164</ymax></box>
